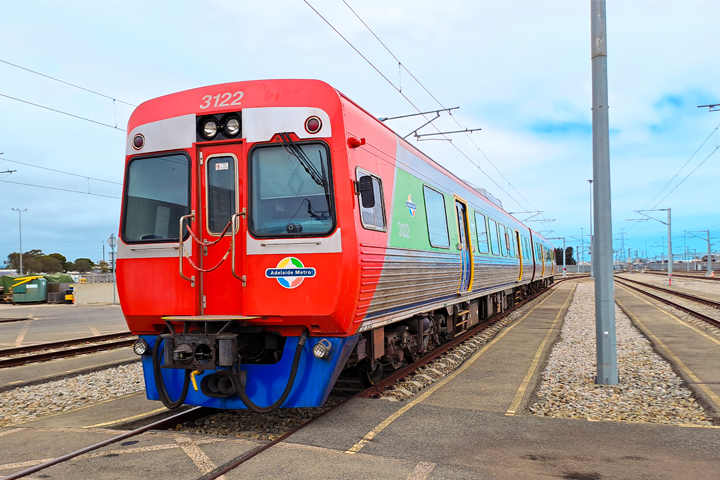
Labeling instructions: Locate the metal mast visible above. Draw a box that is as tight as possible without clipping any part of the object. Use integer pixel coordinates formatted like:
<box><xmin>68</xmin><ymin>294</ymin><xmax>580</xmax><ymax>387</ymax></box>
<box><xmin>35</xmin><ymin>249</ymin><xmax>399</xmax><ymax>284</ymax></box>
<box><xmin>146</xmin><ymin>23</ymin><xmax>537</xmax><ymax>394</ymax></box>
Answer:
<box><xmin>591</xmin><ymin>0</ymin><xmax>618</xmax><ymax>385</ymax></box>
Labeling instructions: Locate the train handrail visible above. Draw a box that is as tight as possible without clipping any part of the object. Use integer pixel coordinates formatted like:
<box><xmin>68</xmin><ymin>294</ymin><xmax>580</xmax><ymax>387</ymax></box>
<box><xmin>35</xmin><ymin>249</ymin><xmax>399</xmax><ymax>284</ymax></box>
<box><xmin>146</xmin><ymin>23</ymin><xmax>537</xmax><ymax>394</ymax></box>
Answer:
<box><xmin>179</xmin><ymin>211</ymin><xmax>195</xmax><ymax>286</ymax></box>
<box><xmin>231</xmin><ymin>212</ymin><xmax>246</xmax><ymax>286</ymax></box>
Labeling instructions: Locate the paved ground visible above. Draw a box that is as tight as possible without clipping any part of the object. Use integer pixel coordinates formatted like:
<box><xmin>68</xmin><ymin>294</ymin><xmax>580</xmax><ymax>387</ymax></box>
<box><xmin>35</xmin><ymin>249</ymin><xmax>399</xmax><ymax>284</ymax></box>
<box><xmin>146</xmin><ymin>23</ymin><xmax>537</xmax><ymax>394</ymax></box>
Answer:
<box><xmin>2</xmin><ymin>279</ymin><xmax>720</xmax><ymax>479</ymax></box>
<box><xmin>0</xmin><ymin>304</ymin><xmax>127</xmax><ymax>350</ymax></box>
<box><xmin>615</xmin><ymin>282</ymin><xmax>720</xmax><ymax>419</ymax></box>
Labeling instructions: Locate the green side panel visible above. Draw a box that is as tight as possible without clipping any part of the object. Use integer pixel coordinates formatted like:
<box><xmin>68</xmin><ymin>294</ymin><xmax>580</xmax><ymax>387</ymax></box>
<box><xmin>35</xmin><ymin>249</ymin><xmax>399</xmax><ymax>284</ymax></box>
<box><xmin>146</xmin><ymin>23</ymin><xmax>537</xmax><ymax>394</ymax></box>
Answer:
<box><xmin>0</xmin><ymin>276</ymin><xmax>19</xmax><ymax>293</ymax></box>
<box><xmin>389</xmin><ymin>168</ymin><xmax>459</xmax><ymax>252</ymax></box>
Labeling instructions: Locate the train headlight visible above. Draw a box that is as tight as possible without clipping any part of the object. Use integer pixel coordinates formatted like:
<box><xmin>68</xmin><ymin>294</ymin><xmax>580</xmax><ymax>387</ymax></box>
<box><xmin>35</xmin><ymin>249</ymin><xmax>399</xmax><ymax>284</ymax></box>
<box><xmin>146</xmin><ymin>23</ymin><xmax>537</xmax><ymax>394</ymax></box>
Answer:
<box><xmin>133</xmin><ymin>338</ymin><xmax>150</xmax><ymax>356</ymax></box>
<box><xmin>224</xmin><ymin>116</ymin><xmax>241</xmax><ymax>137</ymax></box>
<box><xmin>201</xmin><ymin>118</ymin><xmax>219</xmax><ymax>140</ymax></box>
<box><xmin>312</xmin><ymin>339</ymin><xmax>332</xmax><ymax>359</ymax></box>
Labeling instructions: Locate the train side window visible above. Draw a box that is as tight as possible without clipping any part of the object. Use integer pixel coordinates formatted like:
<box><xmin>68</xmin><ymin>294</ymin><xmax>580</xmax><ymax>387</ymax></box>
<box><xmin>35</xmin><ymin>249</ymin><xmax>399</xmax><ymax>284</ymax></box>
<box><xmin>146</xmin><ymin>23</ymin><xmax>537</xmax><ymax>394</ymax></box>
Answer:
<box><xmin>500</xmin><ymin>225</ymin><xmax>509</xmax><ymax>257</ymax></box>
<box><xmin>423</xmin><ymin>186</ymin><xmax>450</xmax><ymax>248</ymax></box>
<box><xmin>525</xmin><ymin>237</ymin><xmax>531</xmax><ymax>259</ymax></box>
<box><xmin>123</xmin><ymin>153</ymin><xmax>190</xmax><ymax>243</ymax></box>
<box><xmin>488</xmin><ymin>218</ymin><xmax>500</xmax><ymax>255</ymax></box>
<box><xmin>356</xmin><ymin>170</ymin><xmax>386</xmax><ymax>231</ymax></box>
<box><xmin>474</xmin><ymin>212</ymin><xmax>489</xmax><ymax>253</ymax></box>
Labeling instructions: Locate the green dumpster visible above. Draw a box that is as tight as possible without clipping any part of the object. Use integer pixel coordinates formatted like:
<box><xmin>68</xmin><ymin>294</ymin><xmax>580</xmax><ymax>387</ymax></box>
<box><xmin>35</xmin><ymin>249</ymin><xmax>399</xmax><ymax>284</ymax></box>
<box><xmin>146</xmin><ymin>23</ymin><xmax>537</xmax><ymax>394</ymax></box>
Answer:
<box><xmin>12</xmin><ymin>276</ymin><xmax>48</xmax><ymax>303</ymax></box>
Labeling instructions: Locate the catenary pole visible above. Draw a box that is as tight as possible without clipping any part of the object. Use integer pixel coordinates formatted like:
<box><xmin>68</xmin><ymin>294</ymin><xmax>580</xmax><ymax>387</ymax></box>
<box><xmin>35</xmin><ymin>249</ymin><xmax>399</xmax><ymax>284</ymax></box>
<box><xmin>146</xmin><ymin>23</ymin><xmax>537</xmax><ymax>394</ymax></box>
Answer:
<box><xmin>589</xmin><ymin>179</ymin><xmax>594</xmax><ymax>278</ymax></box>
<box><xmin>591</xmin><ymin>0</ymin><xmax>618</xmax><ymax>385</ymax></box>
<box><xmin>667</xmin><ymin>208</ymin><xmax>672</xmax><ymax>285</ymax></box>
<box><xmin>708</xmin><ymin>231</ymin><xmax>713</xmax><ymax>277</ymax></box>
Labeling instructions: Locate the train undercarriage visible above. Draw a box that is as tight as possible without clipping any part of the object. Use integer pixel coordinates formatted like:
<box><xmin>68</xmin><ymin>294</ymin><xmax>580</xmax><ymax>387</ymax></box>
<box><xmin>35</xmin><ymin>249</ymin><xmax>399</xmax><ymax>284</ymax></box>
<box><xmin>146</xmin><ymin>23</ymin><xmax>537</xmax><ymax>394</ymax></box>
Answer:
<box><xmin>348</xmin><ymin>279</ymin><xmax>553</xmax><ymax>387</ymax></box>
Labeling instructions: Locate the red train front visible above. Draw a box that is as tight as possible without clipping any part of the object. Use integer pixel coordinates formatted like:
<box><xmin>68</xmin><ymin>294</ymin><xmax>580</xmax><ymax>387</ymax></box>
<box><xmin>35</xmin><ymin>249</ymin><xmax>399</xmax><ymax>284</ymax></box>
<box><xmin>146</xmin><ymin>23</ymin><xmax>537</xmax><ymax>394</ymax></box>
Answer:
<box><xmin>118</xmin><ymin>80</ymin><xmax>366</xmax><ymax>411</ymax></box>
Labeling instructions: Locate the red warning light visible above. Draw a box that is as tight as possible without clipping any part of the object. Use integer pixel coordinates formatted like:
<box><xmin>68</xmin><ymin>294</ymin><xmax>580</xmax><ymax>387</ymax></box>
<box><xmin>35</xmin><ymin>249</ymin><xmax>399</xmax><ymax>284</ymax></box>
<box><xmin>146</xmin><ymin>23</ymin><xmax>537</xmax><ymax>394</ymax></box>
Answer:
<box><xmin>133</xmin><ymin>134</ymin><xmax>145</xmax><ymax>150</ymax></box>
<box><xmin>305</xmin><ymin>116</ymin><xmax>322</xmax><ymax>134</ymax></box>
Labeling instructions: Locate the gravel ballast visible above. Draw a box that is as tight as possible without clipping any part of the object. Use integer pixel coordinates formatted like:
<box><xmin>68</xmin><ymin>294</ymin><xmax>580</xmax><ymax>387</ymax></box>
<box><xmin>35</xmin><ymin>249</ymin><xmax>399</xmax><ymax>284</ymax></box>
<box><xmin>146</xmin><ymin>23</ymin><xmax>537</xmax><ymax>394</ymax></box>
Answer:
<box><xmin>0</xmin><ymin>362</ymin><xmax>144</xmax><ymax>427</ymax></box>
<box><xmin>530</xmin><ymin>282</ymin><xmax>712</xmax><ymax>425</ymax></box>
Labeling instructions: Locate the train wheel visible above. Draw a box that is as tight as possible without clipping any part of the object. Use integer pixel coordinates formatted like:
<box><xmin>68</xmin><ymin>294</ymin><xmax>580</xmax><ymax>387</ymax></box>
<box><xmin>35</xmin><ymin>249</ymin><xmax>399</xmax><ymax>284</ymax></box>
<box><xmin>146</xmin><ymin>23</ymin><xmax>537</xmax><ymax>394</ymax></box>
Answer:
<box><xmin>358</xmin><ymin>361</ymin><xmax>383</xmax><ymax>388</ymax></box>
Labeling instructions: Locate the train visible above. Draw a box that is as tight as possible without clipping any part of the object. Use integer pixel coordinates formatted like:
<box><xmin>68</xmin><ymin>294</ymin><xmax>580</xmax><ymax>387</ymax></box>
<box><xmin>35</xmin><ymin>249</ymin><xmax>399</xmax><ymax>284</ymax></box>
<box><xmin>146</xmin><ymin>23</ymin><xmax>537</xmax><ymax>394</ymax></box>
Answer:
<box><xmin>117</xmin><ymin>79</ymin><xmax>555</xmax><ymax>413</ymax></box>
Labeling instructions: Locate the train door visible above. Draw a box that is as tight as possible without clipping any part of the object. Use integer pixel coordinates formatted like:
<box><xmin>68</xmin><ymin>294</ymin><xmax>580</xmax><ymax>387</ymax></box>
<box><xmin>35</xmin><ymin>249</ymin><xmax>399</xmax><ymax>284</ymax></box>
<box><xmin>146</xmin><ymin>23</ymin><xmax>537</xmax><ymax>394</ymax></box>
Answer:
<box><xmin>515</xmin><ymin>230</ymin><xmax>523</xmax><ymax>281</ymax></box>
<box><xmin>455</xmin><ymin>199</ymin><xmax>473</xmax><ymax>292</ymax></box>
<box><xmin>196</xmin><ymin>143</ymin><xmax>246</xmax><ymax>314</ymax></box>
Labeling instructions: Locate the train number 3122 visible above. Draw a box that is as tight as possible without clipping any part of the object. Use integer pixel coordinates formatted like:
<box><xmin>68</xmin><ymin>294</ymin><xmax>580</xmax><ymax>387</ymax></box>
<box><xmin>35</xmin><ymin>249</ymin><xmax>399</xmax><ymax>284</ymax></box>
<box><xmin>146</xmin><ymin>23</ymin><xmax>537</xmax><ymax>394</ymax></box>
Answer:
<box><xmin>200</xmin><ymin>92</ymin><xmax>244</xmax><ymax>109</ymax></box>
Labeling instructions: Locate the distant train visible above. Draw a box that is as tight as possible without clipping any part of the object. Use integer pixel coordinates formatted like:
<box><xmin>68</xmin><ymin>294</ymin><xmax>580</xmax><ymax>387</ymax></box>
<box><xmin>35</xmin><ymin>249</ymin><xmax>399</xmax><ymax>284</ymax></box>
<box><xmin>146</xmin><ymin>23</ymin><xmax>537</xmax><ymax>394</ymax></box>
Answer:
<box><xmin>117</xmin><ymin>79</ymin><xmax>555</xmax><ymax>412</ymax></box>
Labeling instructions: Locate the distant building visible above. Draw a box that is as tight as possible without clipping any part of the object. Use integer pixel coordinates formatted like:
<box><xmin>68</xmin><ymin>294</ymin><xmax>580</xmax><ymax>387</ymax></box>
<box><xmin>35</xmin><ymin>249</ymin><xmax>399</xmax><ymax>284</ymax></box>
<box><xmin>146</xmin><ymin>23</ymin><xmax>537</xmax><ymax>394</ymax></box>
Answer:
<box><xmin>0</xmin><ymin>269</ymin><xmax>18</xmax><ymax>276</ymax></box>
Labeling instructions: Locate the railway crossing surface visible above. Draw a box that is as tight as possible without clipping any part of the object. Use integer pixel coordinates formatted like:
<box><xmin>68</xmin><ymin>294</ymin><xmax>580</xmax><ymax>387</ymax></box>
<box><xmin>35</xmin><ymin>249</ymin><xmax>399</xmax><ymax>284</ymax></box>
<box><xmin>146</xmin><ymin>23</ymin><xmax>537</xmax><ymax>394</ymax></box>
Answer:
<box><xmin>1</xmin><ymin>278</ymin><xmax>720</xmax><ymax>479</ymax></box>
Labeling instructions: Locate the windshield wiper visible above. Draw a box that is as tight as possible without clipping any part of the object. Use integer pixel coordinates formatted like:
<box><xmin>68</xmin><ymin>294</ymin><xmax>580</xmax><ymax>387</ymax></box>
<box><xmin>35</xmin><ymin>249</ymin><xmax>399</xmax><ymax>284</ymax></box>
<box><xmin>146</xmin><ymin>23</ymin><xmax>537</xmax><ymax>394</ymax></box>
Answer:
<box><xmin>278</xmin><ymin>133</ymin><xmax>326</xmax><ymax>187</ymax></box>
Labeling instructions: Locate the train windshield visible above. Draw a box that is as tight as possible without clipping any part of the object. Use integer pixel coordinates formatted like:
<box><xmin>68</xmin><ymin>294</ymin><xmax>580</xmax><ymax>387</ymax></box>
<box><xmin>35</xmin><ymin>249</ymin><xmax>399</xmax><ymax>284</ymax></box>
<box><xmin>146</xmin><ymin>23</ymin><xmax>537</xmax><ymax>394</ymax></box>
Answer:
<box><xmin>249</xmin><ymin>142</ymin><xmax>334</xmax><ymax>237</ymax></box>
<box><xmin>122</xmin><ymin>154</ymin><xmax>190</xmax><ymax>243</ymax></box>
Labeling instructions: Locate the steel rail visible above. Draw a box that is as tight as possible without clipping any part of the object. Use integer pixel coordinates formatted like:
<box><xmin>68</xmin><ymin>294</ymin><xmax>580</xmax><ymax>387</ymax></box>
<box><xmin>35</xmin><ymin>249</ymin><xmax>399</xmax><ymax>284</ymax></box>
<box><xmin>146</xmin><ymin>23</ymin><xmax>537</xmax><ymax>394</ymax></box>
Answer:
<box><xmin>1</xmin><ymin>406</ymin><xmax>205</xmax><ymax>480</ymax></box>
<box><xmin>616</xmin><ymin>276</ymin><xmax>720</xmax><ymax>311</ymax></box>
<box><xmin>642</xmin><ymin>271</ymin><xmax>720</xmax><ymax>282</ymax></box>
<box><xmin>0</xmin><ymin>332</ymin><xmax>135</xmax><ymax>368</ymax></box>
<box><xmin>0</xmin><ymin>317</ymin><xmax>30</xmax><ymax>324</ymax></box>
<box><xmin>615</xmin><ymin>279</ymin><xmax>720</xmax><ymax>329</ymax></box>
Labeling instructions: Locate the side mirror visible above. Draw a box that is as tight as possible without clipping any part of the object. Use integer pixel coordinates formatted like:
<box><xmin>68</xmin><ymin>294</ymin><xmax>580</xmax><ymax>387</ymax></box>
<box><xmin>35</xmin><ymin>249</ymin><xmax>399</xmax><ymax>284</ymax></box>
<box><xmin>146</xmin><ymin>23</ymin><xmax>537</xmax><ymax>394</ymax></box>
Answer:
<box><xmin>357</xmin><ymin>175</ymin><xmax>375</xmax><ymax>209</ymax></box>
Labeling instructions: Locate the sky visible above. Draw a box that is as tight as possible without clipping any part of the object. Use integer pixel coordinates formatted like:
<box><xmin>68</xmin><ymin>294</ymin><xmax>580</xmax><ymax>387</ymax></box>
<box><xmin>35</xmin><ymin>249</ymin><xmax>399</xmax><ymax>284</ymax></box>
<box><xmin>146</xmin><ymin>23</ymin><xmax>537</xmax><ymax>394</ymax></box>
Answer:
<box><xmin>1</xmin><ymin>0</ymin><xmax>719</xmax><ymax>267</ymax></box>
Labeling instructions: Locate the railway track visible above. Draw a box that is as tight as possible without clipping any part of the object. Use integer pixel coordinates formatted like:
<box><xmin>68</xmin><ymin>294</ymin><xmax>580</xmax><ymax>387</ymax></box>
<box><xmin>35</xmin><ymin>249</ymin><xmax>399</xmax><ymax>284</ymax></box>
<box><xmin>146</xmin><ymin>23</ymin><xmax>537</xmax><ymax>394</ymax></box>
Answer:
<box><xmin>0</xmin><ymin>332</ymin><xmax>136</xmax><ymax>368</ymax></box>
<box><xmin>4</xmin><ymin>279</ymin><xmax>572</xmax><ymax>480</ymax></box>
<box><xmin>642</xmin><ymin>270</ymin><xmax>720</xmax><ymax>282</ymax></box>
<box><xmin>614</xmin><ymin>277</ymin><xmax>720</xmax><ymax>329</ymax></box>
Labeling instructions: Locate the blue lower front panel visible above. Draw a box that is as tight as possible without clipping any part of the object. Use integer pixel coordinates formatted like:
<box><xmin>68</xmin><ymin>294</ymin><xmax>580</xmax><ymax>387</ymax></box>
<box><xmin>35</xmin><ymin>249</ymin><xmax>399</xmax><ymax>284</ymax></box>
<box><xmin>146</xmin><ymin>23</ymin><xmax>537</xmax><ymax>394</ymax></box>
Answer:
<box><xmin>139</xmin><ymin>334</ymin><xmax>359</xmax><ymax>409</ymax></box>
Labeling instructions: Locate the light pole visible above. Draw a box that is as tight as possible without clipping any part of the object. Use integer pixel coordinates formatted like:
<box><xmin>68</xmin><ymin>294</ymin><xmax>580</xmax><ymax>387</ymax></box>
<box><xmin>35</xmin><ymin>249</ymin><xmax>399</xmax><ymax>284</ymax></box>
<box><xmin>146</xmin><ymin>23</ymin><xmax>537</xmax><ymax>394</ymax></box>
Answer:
<box><xmin>11</xmin><ymin>208</ymin><xmax>27</xmax><ymax>275</ymax></box>
<box><xmin>581</xmin><ymin>227</ymin><xmax>585</xmax><ymax>271</ymax></box>
<box><xmin>588</xmin><ymin>179</ymin><xmax>594</xmax><ymax>278</ymax></box>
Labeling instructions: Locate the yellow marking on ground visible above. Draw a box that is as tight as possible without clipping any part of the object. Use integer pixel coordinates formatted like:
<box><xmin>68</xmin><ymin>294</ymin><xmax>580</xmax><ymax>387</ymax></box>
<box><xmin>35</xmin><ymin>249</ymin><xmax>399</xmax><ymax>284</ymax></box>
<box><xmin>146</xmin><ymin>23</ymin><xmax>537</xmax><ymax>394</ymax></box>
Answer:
<box><xmin>82</xmin><ymin>407</ymin><xmax>167</xmax><ymax>428</ymax></box>
<box><xmin>344</xmin><ymin>288</ymin><xmax>562</xmax><ymax>455</ymax></box>
<box><xmin>616</xmin><ymin>289</ymin><xmax>720</xmax><ymax>413</ymax></box>
<box><xmin>617</xmin><ymin>284</ymin><xmax>720</xmax><ymax>347</ymax></box>
<box><xmin>13</xmin><ymin>322</ymin><xmax>31</xmax><ymax>346</ymax></box>
<box><xmin>505</xmin><ymin>284</ymin><xmax>576</xmax><ymax>416</ymax></box>
<box><xmin>88</xmin><ymin>324</ymin><xmax>100</xmax><ymax>336</ymax></box>
<box><xmin>0</xmin><ymin>428</ymin><xmax>24</xmax><ymax>438</ymax></box>
<box><xmin>0</xmin><ymin>435</ymin><xmax>231</xmax><ymax>472</ymax></box>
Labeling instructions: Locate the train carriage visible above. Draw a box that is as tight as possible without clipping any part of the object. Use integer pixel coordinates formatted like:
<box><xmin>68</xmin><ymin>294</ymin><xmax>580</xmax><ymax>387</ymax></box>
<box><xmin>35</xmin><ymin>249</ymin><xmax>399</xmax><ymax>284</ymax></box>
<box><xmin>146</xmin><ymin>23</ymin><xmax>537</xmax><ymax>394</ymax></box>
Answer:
<box><xmin>118</xmin><ymin>79</ymin><xmax>554</xmax><ymax>412</ymax></box>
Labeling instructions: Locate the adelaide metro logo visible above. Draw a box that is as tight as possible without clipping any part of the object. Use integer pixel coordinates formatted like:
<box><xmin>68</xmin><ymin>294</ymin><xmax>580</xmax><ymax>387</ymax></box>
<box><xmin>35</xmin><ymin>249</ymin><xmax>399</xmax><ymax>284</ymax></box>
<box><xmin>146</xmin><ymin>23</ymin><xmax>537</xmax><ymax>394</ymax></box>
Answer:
<box><xmin>265</xmin><ymin>257</ymin><xmax>316</xmax><ymax>289</ymax></box>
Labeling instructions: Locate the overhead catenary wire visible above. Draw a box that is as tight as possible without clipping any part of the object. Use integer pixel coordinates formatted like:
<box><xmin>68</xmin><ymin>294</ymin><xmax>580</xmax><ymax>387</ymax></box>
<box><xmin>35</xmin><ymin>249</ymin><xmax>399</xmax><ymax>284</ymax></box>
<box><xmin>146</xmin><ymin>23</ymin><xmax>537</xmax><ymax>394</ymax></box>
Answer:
<box><xmin>626</xmin><ymin>120</ymin><xmax>720</xmax><ymax>234</ymax></box>
<box><xmin>0</xmin><ymin>156</ymin><xmax>122</xmax><ymax>185</ymax></box>
<box><xmin>303</xmin><ymin>0</ymin><xmax>532</xmax><ymax>214</ymax></box>
<box><xmin>341</xmin><ymin>0</ymin><xmax>542</xmax><ymax>219</ymax></box>
<box><xmin>0</xmin><ymin>93</ymin><xmax>126</xmax><ymax>132</ymax></box>
<box><xmin>0</xmin><ymin>179</ymin><xmax>121</xmax><ymax>199</ymax></box>
<box><xmin>0</xmin><ymin>58</ymin><xmax>137</xmax><ymax>107</ymax></box>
